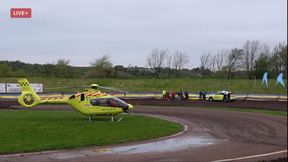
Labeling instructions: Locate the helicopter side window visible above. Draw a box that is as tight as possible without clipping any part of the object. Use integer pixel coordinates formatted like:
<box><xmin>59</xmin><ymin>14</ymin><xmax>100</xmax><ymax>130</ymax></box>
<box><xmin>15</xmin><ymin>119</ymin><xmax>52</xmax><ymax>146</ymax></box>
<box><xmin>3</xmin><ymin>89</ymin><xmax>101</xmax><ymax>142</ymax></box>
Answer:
<box><xmin>90</xmin><ymin>99</ymin><xmax>108</xmax><ymax>106</ymax></box>
<box><xmin>90</xmin><ymin>99</ymin><xmax>100</xmax><ymax>106</ymax></box>
<box><xmin>108</xmin><ymin>97</ymin><xmax>129</xmax><ymax>108</ymax></box>
<box><xmin>90</xmin><ymin>98</ymin><xmax>128</xmax><ymax>108</ymax></box>
<box><xmin>80</xmin><ymin>93</ymin><xmax>85</xmax><ymax>101</ymax></box>
<box><xmin>115</xmin><ymin>97</ymin><xmax>129</xmax><ymax>108</ymax></box>
<box><xmin>107</xmin><ymin>98</ymin><xmax>120</xmax><ymax>107</ymax></box>
<box><xmin>69</xmin><ymin>95</ymin><xmax>76</xmax><ymax>99</ymax></box>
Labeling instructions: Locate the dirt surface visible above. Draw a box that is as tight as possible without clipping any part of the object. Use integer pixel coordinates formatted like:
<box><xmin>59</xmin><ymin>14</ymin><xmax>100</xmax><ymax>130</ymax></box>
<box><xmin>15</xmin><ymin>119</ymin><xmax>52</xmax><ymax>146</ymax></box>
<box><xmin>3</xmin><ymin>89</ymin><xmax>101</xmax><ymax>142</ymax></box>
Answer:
<box><xmin>1</xmin><ymin>99</ymin><xmax>287</xmax><ymax>112</ymax></box>
<box><xmin>127</xmin><ymin>99</ymin><xmax>288</xmax><ymax>111</ymax></box>
<box><xmin>0</xmin><ymin>104</ymin><xmax>287</xmax><ymax>162</ymax></box>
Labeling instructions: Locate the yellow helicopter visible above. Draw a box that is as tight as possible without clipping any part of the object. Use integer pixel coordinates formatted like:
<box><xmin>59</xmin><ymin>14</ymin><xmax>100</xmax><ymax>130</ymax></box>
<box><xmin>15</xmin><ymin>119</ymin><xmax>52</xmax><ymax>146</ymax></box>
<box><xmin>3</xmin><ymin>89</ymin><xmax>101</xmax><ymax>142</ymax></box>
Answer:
<box><xmin>17</xmin><ymin>78</ymin><xmax>133</xmax><ymax>121</ymax></box>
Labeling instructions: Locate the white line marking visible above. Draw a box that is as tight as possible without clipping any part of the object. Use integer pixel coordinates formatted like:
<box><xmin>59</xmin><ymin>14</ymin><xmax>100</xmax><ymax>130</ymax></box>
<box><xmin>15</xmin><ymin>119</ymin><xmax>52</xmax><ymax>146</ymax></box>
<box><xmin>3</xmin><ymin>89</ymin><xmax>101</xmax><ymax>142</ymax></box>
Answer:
<box><xmin>212</xmin><ymin>150</ymin><xmax>287</xmax><ymax>162</ymax></box>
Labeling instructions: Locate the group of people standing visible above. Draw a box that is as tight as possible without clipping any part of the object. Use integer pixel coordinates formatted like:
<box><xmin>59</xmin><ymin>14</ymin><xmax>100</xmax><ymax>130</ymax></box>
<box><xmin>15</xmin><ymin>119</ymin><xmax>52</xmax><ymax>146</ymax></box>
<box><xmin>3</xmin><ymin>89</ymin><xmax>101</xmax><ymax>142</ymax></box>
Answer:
<box><xmin>162</xmin><ymin>90</ymin><xmax>206</xmax><ymax>101</ymax></box>
<box><xmin>162</xmin><ymin>90</ymin><xmax>189</xmax><ymax>100</ymax></box>
<box><xmin>199</xmin><ymin>90</ymin><xmax>207</xmax><ymax>100</ymax></box>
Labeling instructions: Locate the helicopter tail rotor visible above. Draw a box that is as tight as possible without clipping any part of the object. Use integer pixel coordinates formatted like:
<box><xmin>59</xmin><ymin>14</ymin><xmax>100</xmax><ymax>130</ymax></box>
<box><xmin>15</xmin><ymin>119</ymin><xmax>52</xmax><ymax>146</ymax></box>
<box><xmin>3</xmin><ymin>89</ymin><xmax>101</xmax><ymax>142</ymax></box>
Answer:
<box><xmin>18</xmin><ymin>79</ymin><xmax>41</xmax><ymax>108</ymax></box>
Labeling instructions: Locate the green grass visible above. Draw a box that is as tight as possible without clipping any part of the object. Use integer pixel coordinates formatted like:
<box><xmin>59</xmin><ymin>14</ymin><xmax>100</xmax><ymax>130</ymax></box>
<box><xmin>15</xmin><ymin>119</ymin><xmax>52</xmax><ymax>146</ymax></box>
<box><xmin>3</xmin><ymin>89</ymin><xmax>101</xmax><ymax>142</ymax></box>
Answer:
<box><xmin>0</xmin><ymin>110</ymin><xmax>182</xmax><ymax>154</ymax></box>
<box><xmin>1</xmin><ymin>77</ymin><xmax>287</xmax><ymax>94</ymax></box>
<box><xmin>199</xmin><ymin>107</ymin><xmax>287</xmax><ymax>116</ymax></box>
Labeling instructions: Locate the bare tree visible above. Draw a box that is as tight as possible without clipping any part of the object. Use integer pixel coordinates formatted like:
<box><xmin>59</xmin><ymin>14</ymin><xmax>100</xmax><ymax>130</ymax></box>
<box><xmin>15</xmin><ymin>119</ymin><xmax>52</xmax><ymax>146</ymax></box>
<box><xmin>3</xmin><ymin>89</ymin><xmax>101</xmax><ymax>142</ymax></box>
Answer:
<box><xmin>271</xmin><ymin>43</ymin><xmax>287</xmax><ymax>75</ymax></box>
<box><xmin>166</xmin><ymin>54</ymin><xmax>173</xmax><ymax>77</ymax></box>
<box><xmin>214</xmin><ymin>50</ymin><xmax>227</xmax><ymax>71</ymax></box>
<box><xmin>87</xmin><ymin>55</ymin><xmax>114</xmax><ymax>78</ymax></box>
<box><xmin>56</xmin><ymin>59</ymin><xmax>70</xmax><ymax>66</ymax></box>
<box><xmin>199</xmin><ymin>51</ymin><xmax>227</xmax><ymax>73</ymax></box>
<box><xmin>147</xmin><ymin>49</ymin><xmax>168</xmax><ymax>77</ymax></box>
<box><xmin>55</xmin><ymin>59</ymin><xmax>71</xmax><ymax>78</ymax></box>
<box><xmin>91</xmin><ymin>55</ymin><xmax>113</xmax><ymax>69</ymax></box>
<box><xmin>210</xmin><ymin>55</ymin><xmax>217</xmax><ymax>72</ymax></box>
<box><xmin>200</xmin><ymin>53</ymin><xmax>211</xmax><ymax>70</ymax></box>
<box><xmin>254</xmin><ymin>43</ymin><xmax>271</xmax><ymax>77</ymax></box>
<box><xmin>172</xmin><ymin>51</ymin><xmax>189</xmax><ymax>75</ymax></box>
<box><xmin>258</xmin><ymin>43</ymin><xmax>270</xmax><ymax>56</ymax></box>
<box><xmin>226</xmin><ymin>48</ymin><xmax>243</xmax><ymax>80</ymax></box>
<box><xmin>242</xmin><ymin>40</ymin><xmax>260</xmax><ymax>79</ymax></box>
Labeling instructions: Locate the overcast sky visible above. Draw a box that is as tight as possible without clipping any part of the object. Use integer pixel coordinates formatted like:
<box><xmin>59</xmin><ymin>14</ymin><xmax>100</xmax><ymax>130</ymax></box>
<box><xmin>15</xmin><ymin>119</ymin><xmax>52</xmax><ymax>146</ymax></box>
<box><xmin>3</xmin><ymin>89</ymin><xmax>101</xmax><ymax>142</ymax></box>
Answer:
<box><xmin>0</xmin><ymin>0</ymin><xmax>287</xmax><ymax>67</ymax></box>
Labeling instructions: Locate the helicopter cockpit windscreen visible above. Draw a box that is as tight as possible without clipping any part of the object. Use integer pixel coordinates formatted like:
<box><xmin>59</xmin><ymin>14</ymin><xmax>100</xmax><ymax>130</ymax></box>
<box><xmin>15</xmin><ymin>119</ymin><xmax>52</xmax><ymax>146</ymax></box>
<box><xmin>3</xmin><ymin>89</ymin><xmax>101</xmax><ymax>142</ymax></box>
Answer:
<box><xmin>90</xmin><ymin>97</ymin><xmax>128</xmax><ymax>109</ymax></box>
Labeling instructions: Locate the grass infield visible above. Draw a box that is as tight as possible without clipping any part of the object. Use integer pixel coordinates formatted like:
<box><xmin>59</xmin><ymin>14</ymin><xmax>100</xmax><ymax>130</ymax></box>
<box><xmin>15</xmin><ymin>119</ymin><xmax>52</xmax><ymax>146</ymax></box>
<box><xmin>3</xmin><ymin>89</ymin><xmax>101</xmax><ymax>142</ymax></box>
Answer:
<box><xmin>0</xmin><ymin>110</ymin><xmax>182</xmax><ymax>154</ymax></box>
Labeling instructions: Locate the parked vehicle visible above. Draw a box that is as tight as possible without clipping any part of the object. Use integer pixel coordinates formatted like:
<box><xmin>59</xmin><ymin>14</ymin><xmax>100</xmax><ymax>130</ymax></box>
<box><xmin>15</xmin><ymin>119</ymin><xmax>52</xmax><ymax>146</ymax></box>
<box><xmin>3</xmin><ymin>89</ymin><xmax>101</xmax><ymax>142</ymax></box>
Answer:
<box><xmin>207</xmin><ymin>90</ymin><xmax>236</xmax><ymax>102</ymax></box>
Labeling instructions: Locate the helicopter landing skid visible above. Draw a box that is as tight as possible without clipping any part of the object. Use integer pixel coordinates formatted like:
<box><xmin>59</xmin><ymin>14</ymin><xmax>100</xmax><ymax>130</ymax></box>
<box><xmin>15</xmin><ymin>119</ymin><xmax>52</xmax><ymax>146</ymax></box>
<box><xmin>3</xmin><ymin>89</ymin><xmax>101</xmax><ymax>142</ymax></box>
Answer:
<box><xmin>117</xmin><ymin>117</ymin><xmax>124</xmax><ymax>122</ymax></box>
<box><xmin>87</xmin><ymin>115</ymin><xmax>123</xmax><ymax>122</ymax></box>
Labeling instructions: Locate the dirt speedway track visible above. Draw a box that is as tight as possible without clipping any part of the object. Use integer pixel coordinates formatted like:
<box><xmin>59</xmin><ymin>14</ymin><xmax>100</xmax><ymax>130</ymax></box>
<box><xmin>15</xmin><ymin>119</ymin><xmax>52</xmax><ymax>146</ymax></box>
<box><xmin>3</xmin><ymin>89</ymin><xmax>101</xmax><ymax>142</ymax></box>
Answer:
<box><xmin>127</xmin><ymin>99</ymin><xmax>287</xmax><ymax>111</ymax></box>
<box><xmin>1</xmin><ymin>99</ymin><xmax>287</xmax><ymax>112</ymax></box>
<box><xmin>0</xmin><ymin>103</ymin><xmax>287</xmax><ymax>162</ymax></box>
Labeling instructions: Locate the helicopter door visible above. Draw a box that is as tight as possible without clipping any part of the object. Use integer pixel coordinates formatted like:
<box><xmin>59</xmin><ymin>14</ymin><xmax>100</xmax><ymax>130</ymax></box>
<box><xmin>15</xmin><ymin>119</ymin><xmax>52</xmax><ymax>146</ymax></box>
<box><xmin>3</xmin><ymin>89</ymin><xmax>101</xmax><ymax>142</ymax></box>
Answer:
<box><xmin>80</xmin><ymin>93</ymin><xmax>85</xmax><ymax>101</ymax></box>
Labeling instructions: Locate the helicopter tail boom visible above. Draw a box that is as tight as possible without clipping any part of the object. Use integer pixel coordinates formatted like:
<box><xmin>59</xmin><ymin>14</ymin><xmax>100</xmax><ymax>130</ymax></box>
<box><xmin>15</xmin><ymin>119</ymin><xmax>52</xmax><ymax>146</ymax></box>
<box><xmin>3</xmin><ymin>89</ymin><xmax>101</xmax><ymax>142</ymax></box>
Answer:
<box><xmin>18</xmin><ymin>78</ymin><xmax>41</xmax><ymax>108</ymax></box>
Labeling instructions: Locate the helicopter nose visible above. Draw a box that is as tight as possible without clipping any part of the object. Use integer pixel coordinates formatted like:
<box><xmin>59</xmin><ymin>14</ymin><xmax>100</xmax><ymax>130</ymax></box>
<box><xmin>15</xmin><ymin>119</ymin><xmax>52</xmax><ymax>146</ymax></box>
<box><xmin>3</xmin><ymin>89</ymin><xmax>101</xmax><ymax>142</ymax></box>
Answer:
<box><xmin>121</xmin><ymin>104</ymin><xmax>133</xmax><ymax>113</ymax></box>
<box><xmin>128</xmin><ymin>104</ymin><xmax>133</xmax><ymax>110</ymax></box>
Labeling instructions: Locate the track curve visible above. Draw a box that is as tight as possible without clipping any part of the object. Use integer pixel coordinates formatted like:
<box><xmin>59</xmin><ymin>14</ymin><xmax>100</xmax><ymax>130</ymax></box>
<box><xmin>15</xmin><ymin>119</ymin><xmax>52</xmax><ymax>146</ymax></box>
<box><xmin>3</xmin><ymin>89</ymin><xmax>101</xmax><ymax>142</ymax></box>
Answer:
<box><xmin>0</xmin><ymin>106</ymin><xmax>287</xmax><ymax>162</ymax></box>
<box><xmin>132</xmin><ymin>106</ymin><xmax>287</xmax><ymax>162</ymax></box>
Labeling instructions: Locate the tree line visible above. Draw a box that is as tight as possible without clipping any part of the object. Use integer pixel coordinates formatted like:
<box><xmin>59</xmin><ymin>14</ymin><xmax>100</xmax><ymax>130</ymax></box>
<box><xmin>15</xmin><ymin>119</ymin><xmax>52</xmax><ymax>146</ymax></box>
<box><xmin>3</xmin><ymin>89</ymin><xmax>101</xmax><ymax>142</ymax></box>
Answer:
<box><xmin>0</xmin><ymin>40</ymin><xmax>286</xmax><ymax>79</ymax></box>
<box><xmin>199</xmin><ymin>41</ymin><xmax>287</xmax><ymax>79</ymax></box>
<box><xmin>0</xmin><ymin>57</ymin><xmax>153</xmax><ymax>78</ymax></box>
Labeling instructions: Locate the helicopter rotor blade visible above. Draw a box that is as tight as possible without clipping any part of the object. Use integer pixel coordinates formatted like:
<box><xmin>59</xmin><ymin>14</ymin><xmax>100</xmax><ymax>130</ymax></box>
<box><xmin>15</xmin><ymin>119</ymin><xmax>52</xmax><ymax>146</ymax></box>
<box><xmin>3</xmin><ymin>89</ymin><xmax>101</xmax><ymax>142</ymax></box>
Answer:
<box><xmin>45</xmin><ymin>86</ymin><xmax>89</xmax><ymax>90</ymax></box>
<box><xmin>98</xmin><ymin>86</ymin><xmax>128</xmax><ymax>93</ymax></box>
<box><xmin>44</xmin><ymin>84</ymin><xmax>128</xmax><ymax>93</ymax></box>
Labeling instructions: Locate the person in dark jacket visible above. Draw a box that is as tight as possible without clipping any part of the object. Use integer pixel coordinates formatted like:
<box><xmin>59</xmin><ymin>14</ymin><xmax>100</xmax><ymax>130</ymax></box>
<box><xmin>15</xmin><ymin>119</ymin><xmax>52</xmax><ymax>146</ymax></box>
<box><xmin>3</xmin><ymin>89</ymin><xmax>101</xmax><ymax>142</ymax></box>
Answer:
<box><xmin>184</xmin><ymin>91</ymin><xmax>189</xmax><ymax>100</ymax></box>
<box><xmin>180</xmin><ymin>90</ymin><xmax>184</xmax><ymax>100</ymax></box>
<box><xmin>199</xmin><ymin>91</ymin><xmax>203</xmax><ymax>99</ymax></box>
<box><xmin>203</xmin><ymin>90</ymin><xmax>206</xmax><ymax>100</ymax></box>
